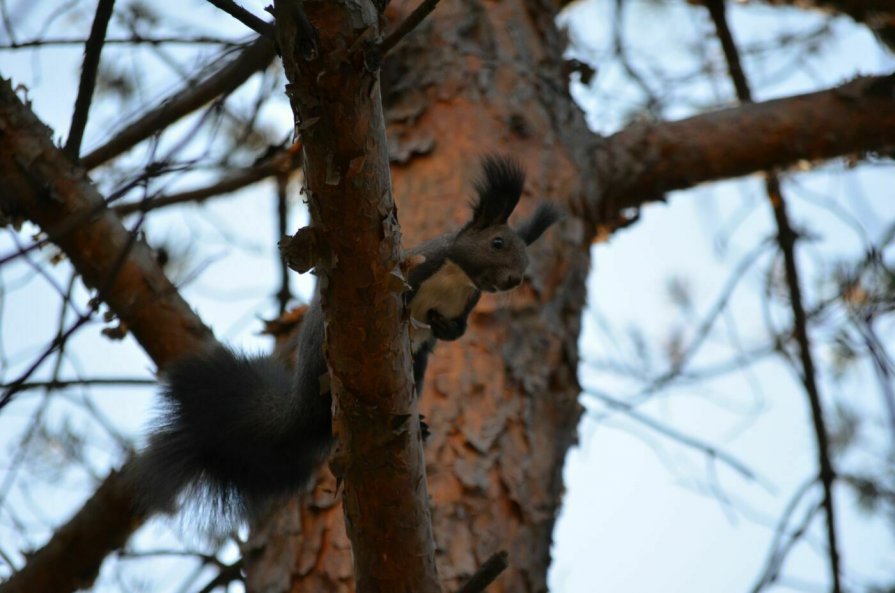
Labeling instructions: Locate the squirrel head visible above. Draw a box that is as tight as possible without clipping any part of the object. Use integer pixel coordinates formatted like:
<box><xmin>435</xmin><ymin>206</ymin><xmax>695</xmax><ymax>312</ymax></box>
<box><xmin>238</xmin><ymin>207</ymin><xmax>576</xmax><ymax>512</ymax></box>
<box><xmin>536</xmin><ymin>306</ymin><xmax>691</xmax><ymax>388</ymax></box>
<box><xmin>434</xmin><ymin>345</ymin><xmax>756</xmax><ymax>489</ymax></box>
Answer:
<box><xmin>448</xmin><ymin>155</ymin><xmax>559</xmax><ymax>293</ymax></box>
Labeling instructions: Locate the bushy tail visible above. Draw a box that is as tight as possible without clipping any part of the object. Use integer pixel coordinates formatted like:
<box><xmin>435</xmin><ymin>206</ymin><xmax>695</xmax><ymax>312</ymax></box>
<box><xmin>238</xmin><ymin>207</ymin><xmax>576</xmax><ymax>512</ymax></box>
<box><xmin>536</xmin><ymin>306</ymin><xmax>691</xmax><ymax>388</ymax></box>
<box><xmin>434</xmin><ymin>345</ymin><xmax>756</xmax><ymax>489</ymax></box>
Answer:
<box><xmin>129</xmin><ymin>345</ymin><xmax>331</xmax><ymax>522</ymax></box>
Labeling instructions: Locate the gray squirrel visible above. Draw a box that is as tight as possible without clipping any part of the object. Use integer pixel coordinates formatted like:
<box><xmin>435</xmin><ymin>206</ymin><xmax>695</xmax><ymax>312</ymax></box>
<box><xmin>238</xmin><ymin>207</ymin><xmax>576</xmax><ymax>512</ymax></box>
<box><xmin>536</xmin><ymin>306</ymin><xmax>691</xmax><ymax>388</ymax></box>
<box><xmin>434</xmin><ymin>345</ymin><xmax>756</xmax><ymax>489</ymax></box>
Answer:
<box><xmin>133</xmin><ymin>155</ymin><xmax>558</xmax><ymax>521</ymax></box>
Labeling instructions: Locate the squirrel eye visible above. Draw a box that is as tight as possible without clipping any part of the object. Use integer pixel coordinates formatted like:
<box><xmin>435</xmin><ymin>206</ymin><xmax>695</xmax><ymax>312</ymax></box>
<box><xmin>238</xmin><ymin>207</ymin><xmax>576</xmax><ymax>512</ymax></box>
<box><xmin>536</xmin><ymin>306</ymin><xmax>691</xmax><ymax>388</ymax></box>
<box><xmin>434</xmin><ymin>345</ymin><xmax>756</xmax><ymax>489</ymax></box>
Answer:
<box><xmin>491</xmin><ymin>236</ymin><xmax>504</xmax><ymax>249</ymax></box>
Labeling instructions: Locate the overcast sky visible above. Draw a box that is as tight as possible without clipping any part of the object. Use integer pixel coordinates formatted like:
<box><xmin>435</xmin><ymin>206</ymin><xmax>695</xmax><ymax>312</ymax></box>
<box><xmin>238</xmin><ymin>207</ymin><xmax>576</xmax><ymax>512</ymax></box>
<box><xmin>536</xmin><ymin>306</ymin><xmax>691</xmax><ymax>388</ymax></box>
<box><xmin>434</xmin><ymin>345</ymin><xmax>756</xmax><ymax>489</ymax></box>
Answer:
<box><xmin>1</xmin><ymin>1</ymin><xmax>893</xmax><ymax>592</ymax></box>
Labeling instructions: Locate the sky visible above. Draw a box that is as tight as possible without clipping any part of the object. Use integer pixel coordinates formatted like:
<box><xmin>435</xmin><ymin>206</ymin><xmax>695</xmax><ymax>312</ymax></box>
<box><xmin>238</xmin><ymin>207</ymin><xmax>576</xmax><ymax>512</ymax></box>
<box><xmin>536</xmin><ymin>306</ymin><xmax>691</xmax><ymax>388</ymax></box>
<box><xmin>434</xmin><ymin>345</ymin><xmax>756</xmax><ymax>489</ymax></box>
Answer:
<box><xmin>1</xmin><ymin>1</ymin><xmax>894</xmax><ymax>592</ymax></box>
<box><xmin>551</xmin><ymin>3</ymin><xmax>895</xmax><ymax>592</ymax></box>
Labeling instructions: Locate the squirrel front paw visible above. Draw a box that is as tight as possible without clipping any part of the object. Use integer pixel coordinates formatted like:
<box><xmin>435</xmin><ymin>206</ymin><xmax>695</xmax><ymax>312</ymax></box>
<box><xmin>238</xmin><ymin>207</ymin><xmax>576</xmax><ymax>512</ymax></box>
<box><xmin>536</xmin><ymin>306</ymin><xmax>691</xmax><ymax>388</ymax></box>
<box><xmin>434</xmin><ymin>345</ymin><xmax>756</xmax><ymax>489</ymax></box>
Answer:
<box><xmin>427</xmin><ymin>309</ymin><xmax>467</xmax><ymax>341</ymax></box>
<box><xmin>419</xmin><ymin>414</ymin><xmax>431</xmax><ymax>442</ymax></box>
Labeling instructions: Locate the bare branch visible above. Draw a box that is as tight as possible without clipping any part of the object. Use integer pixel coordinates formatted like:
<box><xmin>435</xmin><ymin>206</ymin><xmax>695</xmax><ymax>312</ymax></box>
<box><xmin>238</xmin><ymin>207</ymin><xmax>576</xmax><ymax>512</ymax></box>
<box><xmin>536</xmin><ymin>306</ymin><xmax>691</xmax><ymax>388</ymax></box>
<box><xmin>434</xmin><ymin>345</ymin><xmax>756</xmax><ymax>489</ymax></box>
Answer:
<box><xmin>747</xmin><ymin>0</ymin><xmax>895</xmax><ymax>50</ymax></box>
<box><xmin>113</xmin><ymin>145</ymin><xmax>300</xmax><ymax>216</ymax></box>
<box><xmin>765</xmin><ymin>177</ymin><xmax>843</xmax><ymax>593</ymax></box>
<box><xmin>0</xmin><ymin>77</ymin><xmax>217</xmax><ymax>593</ymax></box>
<box><xmin>205</xmin><ymin>0</ymin><xmax>275</xmax><ymax>39</ymax></box>
<box><xmin>586</xmin><ymin>73</ymin><xmax>895</xmax><ymax>229</ymax></box>
<box><xmin>584</xmin><ymin>388</ymin><xmax>766</xmax><ymax>485</ymax></box>
<box><xmin>704</xmin><ymin>4</ymin><xmax>842</xmax><ymax>591</ymax></box>
<box><xmin>0</xmin><ymin>35</ymin><xmax>242</xmax><ymax>49</ymax></box>
<box><xmin>750</xmin><ymin>478</ymin><xmax>823</xmax><ymax>593</ymax></box>
<box><xmin>454</xmin><ymin>551</ymin><xmax>509</xmax><ymax>593</ymax></box>
<box><xmin>0</xmin><ymin>378</ymin><xmax>156</xmax><ymax>392</ymax></box>
<box><xmin>80</xmin><ymin>36</ymin><xmax>276</xmax><ymax>170</ymax></box>
<box><xmin>380</xmin><ymin>0</ymin><xmax>442</xmax><ymax>55</ymax></box>
<box><xmin>63</xmin><ymin>0</ymin><xmax>115</xmax><ymax>160</ymax></box>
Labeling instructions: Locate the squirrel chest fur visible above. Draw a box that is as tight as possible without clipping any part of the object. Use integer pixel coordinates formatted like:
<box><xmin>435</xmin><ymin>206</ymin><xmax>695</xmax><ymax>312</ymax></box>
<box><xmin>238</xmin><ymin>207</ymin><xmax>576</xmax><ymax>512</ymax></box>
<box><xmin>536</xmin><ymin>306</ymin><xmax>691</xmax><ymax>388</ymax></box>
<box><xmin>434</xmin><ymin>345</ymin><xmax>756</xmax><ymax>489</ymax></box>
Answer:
<box><xmin>409</xmin><ymin>260</ymin><xmax>477</xmax><ymax>352</ymax></box>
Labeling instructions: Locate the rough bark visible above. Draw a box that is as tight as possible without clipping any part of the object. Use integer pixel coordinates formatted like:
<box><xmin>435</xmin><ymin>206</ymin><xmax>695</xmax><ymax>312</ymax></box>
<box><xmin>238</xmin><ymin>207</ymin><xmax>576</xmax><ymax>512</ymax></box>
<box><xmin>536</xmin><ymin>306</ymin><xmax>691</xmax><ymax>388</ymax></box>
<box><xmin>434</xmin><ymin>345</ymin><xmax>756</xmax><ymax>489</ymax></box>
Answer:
<box><xmin>246</xmin><ymin>0</ymin><xmax>591</xmax><ymax>590</ymax></box>
<box><xmin>274</xmin><ymin>0</ymin><xmax>439</xmax><ymax>591</ymax></box>
<box><xmin>586</xmin><ymin>74</ymin><xmax>895</xmax><ymax>227</ymax></box>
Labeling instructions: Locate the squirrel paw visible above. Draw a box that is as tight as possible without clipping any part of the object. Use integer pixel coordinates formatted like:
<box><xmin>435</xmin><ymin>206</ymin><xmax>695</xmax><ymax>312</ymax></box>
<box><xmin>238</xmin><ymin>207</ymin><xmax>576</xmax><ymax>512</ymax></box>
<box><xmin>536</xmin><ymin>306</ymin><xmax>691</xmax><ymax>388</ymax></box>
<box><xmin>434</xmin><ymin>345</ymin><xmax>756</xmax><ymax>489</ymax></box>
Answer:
<box><xmin>419</xmin><ymin>415</ymin><xmax>431</xmax><ymax>442</ymax></box>
<box><xmin>427</xmin><ymin>309</ymin><xmax>467</xmax><ymax>341</ymax></box>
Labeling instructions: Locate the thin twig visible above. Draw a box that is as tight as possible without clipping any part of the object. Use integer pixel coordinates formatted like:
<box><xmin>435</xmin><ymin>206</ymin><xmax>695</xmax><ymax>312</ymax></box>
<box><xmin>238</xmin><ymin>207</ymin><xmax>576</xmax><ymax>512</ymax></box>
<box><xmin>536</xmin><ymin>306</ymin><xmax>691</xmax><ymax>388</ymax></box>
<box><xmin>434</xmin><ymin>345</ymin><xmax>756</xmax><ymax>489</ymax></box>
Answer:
<box><xmin>756</xmin><ymin>499</ymin><xmax>825</xmax><ymax>592</ymax></box>
<box><xmin>113</xmin><ymin>143</ymin><xmax>300</xmax><ymax>216</ymax></box>
<box><xmin>205</xmin><ymin>0</ymin><xmax>275</xmax><ymax>39</ymax></box>
<box><xmin>0</xmin><ymin>35</ymin><xmax>240</xmax><ymax>49</ymax></box>
<box><xmin>584</xmin><ymin>388</ymin><xmax>768</xmax><ymax>486</ymax></box>
<box><xmin>63</xmin><ymin>0</ymin><xmax>116</xmax><ymax>160</ymax></box>
<box><xmin>612</xmin><ymin>0</ymin><xmax>661</xmax><ymax>115</ymax></box>
<box><xmin>114</xmin><ymin>162</ymin><xmax>279</xmax><ymax>216</ymax></box>
<box><xmin>705</xmin><ymin>2</ymin><xmax>842</xmax><ymax>592</ymax></box>
<box><xmin>455</xmin><ymin>551</ymin><xmax>509</xmax><ymax>593</ymax></box>
<box><xmin>705</xmin><ymin>0</ymin><xmax>750</xmax><ymax>101</ymax></box>
<box><xmin>0</xmin><ymin>378</ymin><xmax>156</xmax><ymax>392</ymax></box>
<box><xmin>380</xmin><ymin>0</ymin><xmax>441</xmax><ymax>55</ymax></box>
<box><xmin>80</xmin><ymin>36</ymin><xmax>275</xmax><ymax>169</ymax></box>
<box><xmin>765</xmin><ymin>177</ymin><xmax>842</xmax><ymax>593</ymax></box>
<box><xmin>0</xmin><ymin>211</ymin><xmax>149</xmax><ymax>410</ymax></box>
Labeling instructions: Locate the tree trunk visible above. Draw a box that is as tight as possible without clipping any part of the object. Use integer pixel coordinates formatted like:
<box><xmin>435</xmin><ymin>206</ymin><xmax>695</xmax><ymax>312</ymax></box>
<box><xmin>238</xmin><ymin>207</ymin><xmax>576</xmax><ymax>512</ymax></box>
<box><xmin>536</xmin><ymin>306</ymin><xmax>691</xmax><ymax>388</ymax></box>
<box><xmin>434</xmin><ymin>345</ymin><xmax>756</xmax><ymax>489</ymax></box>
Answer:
<box><xmin>243</xmin><ymin>0</ymin><xmax>591</xmax><ymax>591</ymax></box>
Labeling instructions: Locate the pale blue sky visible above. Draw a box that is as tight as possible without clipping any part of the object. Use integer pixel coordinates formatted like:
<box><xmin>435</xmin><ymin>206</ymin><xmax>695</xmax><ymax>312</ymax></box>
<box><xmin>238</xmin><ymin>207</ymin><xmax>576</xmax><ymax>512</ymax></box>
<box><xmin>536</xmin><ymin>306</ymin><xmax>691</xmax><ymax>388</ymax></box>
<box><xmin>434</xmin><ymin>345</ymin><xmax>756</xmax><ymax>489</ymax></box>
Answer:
<box><xmin>1</xmin><ymin>1</ymin><xmax>893</xmax><ymax>592</ymax></box>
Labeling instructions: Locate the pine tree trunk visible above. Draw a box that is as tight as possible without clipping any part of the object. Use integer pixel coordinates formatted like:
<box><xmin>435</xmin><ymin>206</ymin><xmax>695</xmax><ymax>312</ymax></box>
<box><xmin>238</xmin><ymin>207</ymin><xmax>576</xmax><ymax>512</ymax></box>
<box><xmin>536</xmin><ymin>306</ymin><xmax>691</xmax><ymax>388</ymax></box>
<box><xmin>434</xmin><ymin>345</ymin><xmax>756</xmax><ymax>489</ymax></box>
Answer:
<box><xmin>243</xmin><ymin>0</ymin><xmax>591</xmax><ymax>590</ymax></box>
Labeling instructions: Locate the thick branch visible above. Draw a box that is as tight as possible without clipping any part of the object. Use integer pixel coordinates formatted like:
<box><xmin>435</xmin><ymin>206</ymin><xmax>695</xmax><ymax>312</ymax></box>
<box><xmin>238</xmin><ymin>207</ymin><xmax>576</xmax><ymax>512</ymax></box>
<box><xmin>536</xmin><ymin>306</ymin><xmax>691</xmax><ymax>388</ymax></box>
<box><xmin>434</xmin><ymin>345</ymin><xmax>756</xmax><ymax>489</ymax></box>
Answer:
<box><xmin>585</xmin><ymin>73</ymin><xmax>895</xmax><ymax>227</ymax></box>
<box><xmin>274</xmin><ymin>0</ymin><xmax>440</xmax><ymax>590</ymax></box>
<box><xmin>80</xmin><ymin>35</ymin><xmax>276</xmax><ymax>169</ymax></box>
<box><xmin>0</xmin><ymin>78</ymin><xmax>216</xmax><ymax>593</ymax></box>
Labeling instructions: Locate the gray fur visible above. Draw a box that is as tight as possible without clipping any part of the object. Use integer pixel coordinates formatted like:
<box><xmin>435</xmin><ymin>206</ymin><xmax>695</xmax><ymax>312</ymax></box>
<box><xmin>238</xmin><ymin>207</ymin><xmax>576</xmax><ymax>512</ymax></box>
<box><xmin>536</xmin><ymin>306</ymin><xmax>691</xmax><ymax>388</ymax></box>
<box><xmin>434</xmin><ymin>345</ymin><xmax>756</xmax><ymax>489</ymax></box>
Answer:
<box><xmin>131</xmin><ymin>155</ymin><xmax>557</xmax><ymax>523</ymax></box>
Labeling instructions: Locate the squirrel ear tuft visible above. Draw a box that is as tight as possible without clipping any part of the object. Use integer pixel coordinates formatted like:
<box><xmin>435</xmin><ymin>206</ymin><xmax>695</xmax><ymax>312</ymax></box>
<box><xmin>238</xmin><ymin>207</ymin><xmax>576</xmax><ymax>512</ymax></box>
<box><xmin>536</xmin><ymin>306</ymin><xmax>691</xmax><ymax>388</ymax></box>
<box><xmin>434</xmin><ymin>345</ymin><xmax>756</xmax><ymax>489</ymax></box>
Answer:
<box><xmin>469</xmin><ymin>155</ymin><xmax>525</xmax><ymax>229</ymax></box>
<box><xmin>516</xmin><ymin>203</ymin><xmax>560</xmax><ymax>245</ymax></box>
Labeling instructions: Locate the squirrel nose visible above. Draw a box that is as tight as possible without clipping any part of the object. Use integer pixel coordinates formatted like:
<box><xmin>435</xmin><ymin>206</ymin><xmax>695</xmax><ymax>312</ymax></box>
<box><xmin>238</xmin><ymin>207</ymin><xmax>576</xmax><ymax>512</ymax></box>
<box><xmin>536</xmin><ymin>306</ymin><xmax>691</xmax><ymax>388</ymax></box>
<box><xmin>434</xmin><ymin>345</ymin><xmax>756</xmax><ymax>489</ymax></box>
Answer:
<box><xmin>504</xmin><ymin>274</ymin><xmax>522</xmax><ymax>289</ymax></box>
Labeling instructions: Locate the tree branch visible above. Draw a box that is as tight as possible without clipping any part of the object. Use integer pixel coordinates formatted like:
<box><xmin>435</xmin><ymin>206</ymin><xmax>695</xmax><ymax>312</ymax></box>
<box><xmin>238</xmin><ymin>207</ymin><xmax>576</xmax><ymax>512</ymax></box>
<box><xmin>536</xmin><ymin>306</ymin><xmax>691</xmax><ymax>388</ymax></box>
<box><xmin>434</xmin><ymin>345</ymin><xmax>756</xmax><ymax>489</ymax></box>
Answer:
<box><xmin>113</xmin><ymin>145</ymin><xmax>300</xmax><ymax>216</ymax></box>
<box><xmin>380</xmin><ymin>0</ymin><xmax>442</xmax><ymax>55</ymax></box>
<box><xmin>0</xmin><ymin>377</ymin><xmax>156</xmax><ymax>392</ymax></box>
<box><xmin>747</xmin><ymin>0</ymin><xmax>895</xmax><ymax>50</ymax></box>
<box><xmin>0</xmin><ymin>78</ymin><xmax>217</xmax><ymax>593</ymax></box>
<box><xmin>767</xmin><ymin>178</ymin><xmax>843</xmax><ymax>592</ymax></box>
<box><xmin>80</xmin><ymin>35</ymin><xmax>276</xmax><ymax>170</ymax></box>
<box><xmin>585</xmin><ymin>73</ymin><xmax>895</xmax><ymax>229</ymax></box>
<box><xmin>0</xmin><ymin>35</ymin><xmax>242</xmax><ymax>49</ymax></box>
<box><xmin>205</xmin><ymin>0</ymin><xmax>275</xmax><ymax>39</ymax></box>
<box><xmin>64</xmin><ymin>0</ymin><xmax>115</xmax><ymax>160</ymax></box>
<box><xmin>704</xmin><ymin>3</ymin><xmax>842</xmax><ymax>591</ymax></box>
<box><xmin>454</xmin><ymin>551</ymin><xmax>509</xmax><ymax>593</ymax></box>
<box><xmin>274</xmin><ymin>0</ymin><xmax>440</xmax><ymax>590</ymax></box>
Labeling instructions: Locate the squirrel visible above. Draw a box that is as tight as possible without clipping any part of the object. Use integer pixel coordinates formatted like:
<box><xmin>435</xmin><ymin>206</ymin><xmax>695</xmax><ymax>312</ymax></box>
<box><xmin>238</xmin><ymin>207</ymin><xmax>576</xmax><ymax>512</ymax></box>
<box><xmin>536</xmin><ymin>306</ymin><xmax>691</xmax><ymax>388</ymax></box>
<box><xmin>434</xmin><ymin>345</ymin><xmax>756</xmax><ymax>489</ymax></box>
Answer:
<box><xmin>131</xmin><ymin>155</ymin><xmax>558</xmax><ymax>521</ymax></box>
